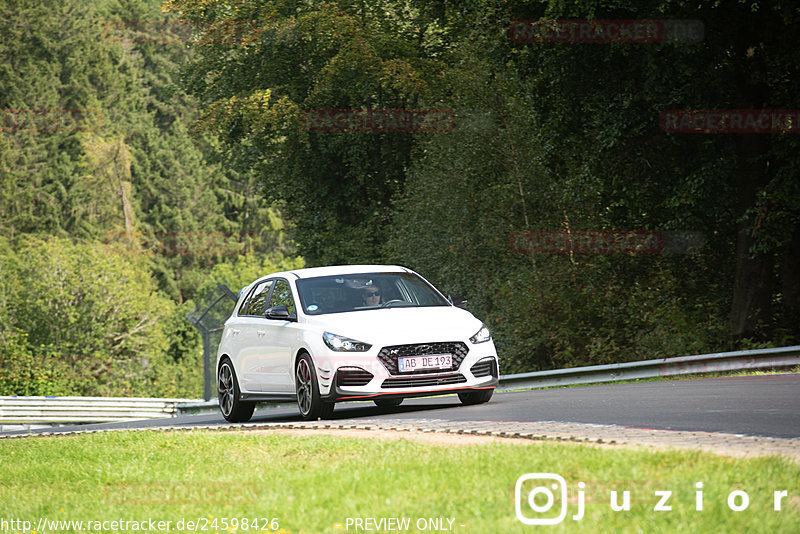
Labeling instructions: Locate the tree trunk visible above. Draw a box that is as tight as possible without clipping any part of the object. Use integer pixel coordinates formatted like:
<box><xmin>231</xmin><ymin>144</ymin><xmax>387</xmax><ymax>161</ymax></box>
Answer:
<box><xmin>729</xmin><ymin>134</ymin><xmax>772</xmax><ymax>339</ymax></box>
<box><xmin>780</xmin><ymin>225</ymin><xmax>800</xmax><ymax>340</ymax></box>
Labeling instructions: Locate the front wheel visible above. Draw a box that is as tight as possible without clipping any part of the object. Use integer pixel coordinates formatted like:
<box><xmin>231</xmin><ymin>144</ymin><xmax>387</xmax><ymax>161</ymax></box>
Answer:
<box><xmin>458</xmin><ymin>389</ymin><xmax>493</xmax><ymax>405</ymax></box>
<box><xmin>218</xmin><ymin>358</ymin><xmax>255</xmax><ymax>423</ymax></box>
<box><xmin>295</xmin><ymin>353</ymin><xmax>334</xmax><ymax>420</ymax></box>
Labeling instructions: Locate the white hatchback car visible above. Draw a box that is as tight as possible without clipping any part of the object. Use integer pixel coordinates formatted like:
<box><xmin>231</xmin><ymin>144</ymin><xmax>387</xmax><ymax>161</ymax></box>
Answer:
<box><xmin>216</xmin><ymin>265</ymin><xmax>499</xmax><ymax>422</ymax></box>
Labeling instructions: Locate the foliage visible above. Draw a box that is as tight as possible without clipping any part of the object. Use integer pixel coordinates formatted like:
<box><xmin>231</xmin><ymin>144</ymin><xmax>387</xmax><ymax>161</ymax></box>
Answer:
<box><xmin>0</xmin><ymin>237</ymin><xmax>179</xmax><ymax>396</ymax></box>
<box><xmin>0</xmin><ymin>331</ymin><xmax>74</xmax><ymax>396</ymax></box>
<box><xmin>388</xmin><ymin>0</ymin><xmax>798</xmax><ymax>369</ymax></box>
<box><xmin>0</xmin><ymin>0</ymin><xmax>297</xmax><ymax>395</ymax></box>
<box><xmin>165</xmin><ymin>0</ymin><xmax>450</xmax><ymax>265</ymax></box>
<box><xmin>196</xmin><ymin>253</ymin><xmax>305</xmax><ymax>299</ymax></box>
<box><xmin>2</xmin><ymin>0</ymin><xmax>799</xmax><ymax>392</ymax></box>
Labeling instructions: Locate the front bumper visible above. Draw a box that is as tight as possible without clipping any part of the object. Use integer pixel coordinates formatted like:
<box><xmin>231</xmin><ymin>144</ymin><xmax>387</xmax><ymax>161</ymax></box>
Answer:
<box><xmin>320</xmin><ymin>353</ymin><xmax>499</xmax><ymax>403</ymax></box>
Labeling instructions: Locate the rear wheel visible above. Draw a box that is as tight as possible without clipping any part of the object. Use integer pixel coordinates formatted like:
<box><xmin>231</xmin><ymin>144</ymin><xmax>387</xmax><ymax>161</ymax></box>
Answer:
<box><xmin>373</xmin><ymin>398</ymin><xmax>403</xmax><ymax>408</ymax></box>
<box><xmin>218</xmin><ymin>358</ymin><xmax>255</xmax><ymax>423</ymax></box>
<box><xmin>295</xmin><ymin>353</ymin><xmax>334</xmax><ymax>420</ymax></box>
<box><xmin>458</xmin><ymin>389</ymin><xmax>493</xmax><ymax>405</ymax></box>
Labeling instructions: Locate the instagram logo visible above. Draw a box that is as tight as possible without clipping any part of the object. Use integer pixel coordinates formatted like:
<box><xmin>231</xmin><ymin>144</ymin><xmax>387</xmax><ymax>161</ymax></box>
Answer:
<box><xmin>513</xmin><ymin>474</ymin><xmax>790</xmax><ymax>525</ymax></box>
<box><xmin>515</xmin><ymin>473</ymin><xmax>572</xmax><ymax>525</ymax></box>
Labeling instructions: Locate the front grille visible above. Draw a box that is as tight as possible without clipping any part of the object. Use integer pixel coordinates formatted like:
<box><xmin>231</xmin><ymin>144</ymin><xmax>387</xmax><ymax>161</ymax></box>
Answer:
<box><xmin>381</xmin><ymin>373</ymin><xmax>467</xmax><ymax>389</ymax></box>
<box><xmin>378</xmin><ymin>342</ymin><xmax>469</xmax><ymax>375</ymax></box>
<box><xmin>470</xmin><ymin>357</ymin><xmax>498</xmax><ymax>378</ymax></box>
<box><xmin>336</xmin><ymin>367</ymin><xmax>373</xmax><ymax>386</ymax></box>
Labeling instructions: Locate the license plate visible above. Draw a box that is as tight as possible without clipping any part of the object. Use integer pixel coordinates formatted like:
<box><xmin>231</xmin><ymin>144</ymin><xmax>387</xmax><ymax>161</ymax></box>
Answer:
<box><xmin>398</xmin><ymin>354</ymin><xmax>452</xmax><ymax>372</ymax></box>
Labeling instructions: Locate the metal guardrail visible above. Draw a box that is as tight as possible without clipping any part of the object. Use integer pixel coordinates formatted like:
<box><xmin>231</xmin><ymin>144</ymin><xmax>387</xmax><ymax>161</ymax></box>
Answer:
<box><xmin>497</xmin><ymin>345</ymin><xmax>800</xmax><ymax>391</ymax></box>
<box><xmin>1</xmin><ymin>346</ymin><xmax>798</xmax><ymax>428</ymax></box>
<box><xmin>0</xmin><ymin>396</ymin><xmax>195</xmax><ymax>426</ymax></box>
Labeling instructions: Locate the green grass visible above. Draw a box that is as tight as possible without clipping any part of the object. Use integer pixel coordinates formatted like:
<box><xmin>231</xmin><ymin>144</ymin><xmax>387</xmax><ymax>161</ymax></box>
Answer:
<box><xmin>0</xmin><ymin>430</ymin><xmax>798</xmax><ymax>533</ymax></box>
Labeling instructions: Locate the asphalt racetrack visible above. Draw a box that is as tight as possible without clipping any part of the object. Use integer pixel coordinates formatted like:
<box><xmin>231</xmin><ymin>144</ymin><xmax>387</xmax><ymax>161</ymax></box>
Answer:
<box><xmin>3</xmin><ymin>374</ymin><xmax>799</xmax><ymax>439</ymax></box>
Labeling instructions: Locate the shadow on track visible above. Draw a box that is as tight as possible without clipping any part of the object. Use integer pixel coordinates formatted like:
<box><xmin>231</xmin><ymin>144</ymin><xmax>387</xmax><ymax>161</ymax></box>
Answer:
<box><xmin>249</xmin><ymin>397</ymin><xmax>465</xmax><ymax>423</ymax></box>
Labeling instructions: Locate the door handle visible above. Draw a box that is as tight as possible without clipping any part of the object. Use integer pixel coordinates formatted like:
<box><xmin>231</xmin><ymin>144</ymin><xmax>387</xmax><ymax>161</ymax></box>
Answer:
<box><xmin>257</xmin><ymin>330</ymin><xmax>266</xmax><ymax>336</ymax></box>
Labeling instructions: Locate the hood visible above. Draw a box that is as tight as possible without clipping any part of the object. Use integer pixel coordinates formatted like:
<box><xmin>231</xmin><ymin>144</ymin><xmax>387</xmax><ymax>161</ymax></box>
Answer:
<box><xmin>305</xmin><ymin>306</ymin><xmax>484</xmax><ymax>346</ymax></box>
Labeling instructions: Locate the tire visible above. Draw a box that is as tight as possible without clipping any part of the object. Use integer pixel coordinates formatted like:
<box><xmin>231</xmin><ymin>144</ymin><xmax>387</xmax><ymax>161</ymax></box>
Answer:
<box><xmin>458</xmin><ymin>389</ymin><xmax>493</xmax><ymax>405</ymax></box>
<box><xmin>218</xmin><ymin>358</ymin><xmax>256</xmax><ymax>423</ymax></box>
<box><xmin>295</xmin><ymin>353</ymin><xmax>334</xmax><ymax>420</ymax></box>
<box><xmin>373</xmin><ymin>398</ymin><xmax>403</xmax><ymax>408</ymax></box>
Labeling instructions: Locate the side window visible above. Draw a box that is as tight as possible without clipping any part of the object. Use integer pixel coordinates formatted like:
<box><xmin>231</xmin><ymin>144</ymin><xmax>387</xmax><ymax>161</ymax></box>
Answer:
<box><xmin>240</xmin><ymin>280</ymin><xmax>274</xmax><ymax>316</ymax></box>
<box><xmin>268</xmin><ymin>279</ymin><xmax>295</xmax><ymax>316</ymax></box>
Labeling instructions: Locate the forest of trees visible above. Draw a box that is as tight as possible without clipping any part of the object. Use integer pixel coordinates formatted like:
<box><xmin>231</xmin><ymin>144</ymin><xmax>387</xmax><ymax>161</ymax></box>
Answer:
<box><xmin>0</xmin><ymin>0</ymin><xmax>301</xmax><ymax>396</ymax></box>
<box><xmin>1</xmin><ymin>0</ymin><xmax>798</xmax><ymax>397</ymax></box>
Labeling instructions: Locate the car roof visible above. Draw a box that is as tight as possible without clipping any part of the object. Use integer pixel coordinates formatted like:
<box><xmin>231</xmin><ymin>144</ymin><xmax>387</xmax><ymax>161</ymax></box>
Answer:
<box><xmin>271</xmin><ymin>264</ymin><xmax>411</xmax><ymax>280</ymax></box>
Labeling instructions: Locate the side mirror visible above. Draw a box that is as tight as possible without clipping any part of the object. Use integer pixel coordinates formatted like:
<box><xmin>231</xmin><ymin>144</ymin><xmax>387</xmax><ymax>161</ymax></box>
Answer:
<box><xmin>448</xmin><ymin>295</ymin><xmax>468</xmax><ymax>309</ymax></box>
<box><xmin>265</xmin><ymin>305</ymin><xmax>295</xmax><ymax>321</ymax></box>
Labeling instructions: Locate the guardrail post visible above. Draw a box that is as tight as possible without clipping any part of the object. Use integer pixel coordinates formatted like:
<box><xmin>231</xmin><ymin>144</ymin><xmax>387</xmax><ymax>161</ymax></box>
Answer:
<box><xmin>186</xmin><ymin>284</ymin><xmax>238</xmax><ymax>401</ymax></box>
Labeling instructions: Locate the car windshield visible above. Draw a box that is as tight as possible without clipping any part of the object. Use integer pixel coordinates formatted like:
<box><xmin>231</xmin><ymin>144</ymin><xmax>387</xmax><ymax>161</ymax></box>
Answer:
<box><xmin>296</xmin><ymin>272</ymin><xmax>450</xmax><ymax>315</ymax></box>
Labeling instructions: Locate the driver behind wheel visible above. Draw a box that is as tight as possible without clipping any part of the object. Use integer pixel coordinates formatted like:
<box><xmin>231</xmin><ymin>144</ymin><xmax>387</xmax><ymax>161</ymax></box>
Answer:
<box><xmin>362</xmin><ymin>286</ymin><xmax>381</xmax><ymax>306</ymax></box>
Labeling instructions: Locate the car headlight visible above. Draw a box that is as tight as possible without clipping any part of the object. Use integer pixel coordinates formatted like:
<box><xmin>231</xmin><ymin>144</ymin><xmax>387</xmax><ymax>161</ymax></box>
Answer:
<box><xmin>322</xmin><ymin>332</ymin><xmax>372</xmax><ymax>352</ymax></box>
<box><xmin>469</xmin><ymin>324</ymin><xmax>491</xmax><ymax>344</ymax></box>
